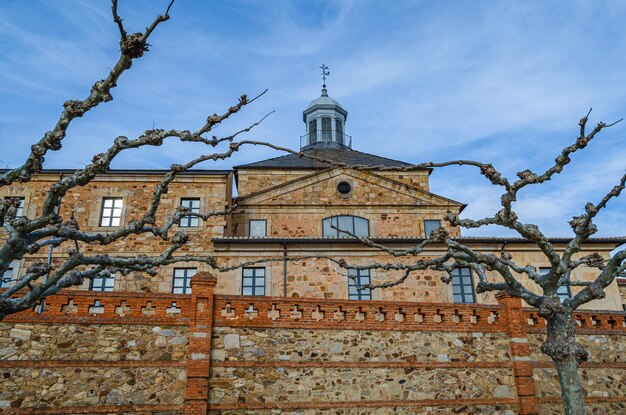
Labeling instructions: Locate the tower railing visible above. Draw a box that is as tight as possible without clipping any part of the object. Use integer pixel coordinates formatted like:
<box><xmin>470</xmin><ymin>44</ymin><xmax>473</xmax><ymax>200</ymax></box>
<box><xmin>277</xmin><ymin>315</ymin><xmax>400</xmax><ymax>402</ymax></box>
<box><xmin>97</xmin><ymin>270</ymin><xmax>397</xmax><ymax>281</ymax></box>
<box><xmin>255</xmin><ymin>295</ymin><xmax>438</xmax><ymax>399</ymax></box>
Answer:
<box><xmin>300</xmin><ymin>131</ymin><xmax>352</xmax><ymax>149</ymax></box>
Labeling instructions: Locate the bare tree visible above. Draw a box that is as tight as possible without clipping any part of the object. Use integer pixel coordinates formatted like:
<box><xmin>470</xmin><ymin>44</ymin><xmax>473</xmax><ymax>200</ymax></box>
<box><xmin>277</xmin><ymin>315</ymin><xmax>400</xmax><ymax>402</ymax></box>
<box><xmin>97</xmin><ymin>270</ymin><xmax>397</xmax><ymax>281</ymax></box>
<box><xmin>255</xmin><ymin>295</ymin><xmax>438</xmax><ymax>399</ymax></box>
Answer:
<box><xmin>322</xmin><ymin>114</ymin><xmax>625</xmax><ymax>415</ymax></box>
<box><xmin>2</xmin><ymin>2</ymin><xmax>625</xmax><ymax>414</ymax></box>
<box><xmin>0</xmin><ymin>0</ymin><xmax>287</xmax><ymax>319</ymax></box>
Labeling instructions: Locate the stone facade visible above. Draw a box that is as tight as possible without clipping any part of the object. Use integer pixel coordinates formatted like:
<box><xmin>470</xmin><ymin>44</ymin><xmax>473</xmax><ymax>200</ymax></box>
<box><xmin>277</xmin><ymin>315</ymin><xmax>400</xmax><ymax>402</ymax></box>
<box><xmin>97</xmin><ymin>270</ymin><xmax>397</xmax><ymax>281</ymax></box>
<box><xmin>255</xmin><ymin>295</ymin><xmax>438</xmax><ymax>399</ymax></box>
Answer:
<box><xmin>1</xmin><ymin>164</ymin><xmax>624</xmax><ymax>309</ymax></box>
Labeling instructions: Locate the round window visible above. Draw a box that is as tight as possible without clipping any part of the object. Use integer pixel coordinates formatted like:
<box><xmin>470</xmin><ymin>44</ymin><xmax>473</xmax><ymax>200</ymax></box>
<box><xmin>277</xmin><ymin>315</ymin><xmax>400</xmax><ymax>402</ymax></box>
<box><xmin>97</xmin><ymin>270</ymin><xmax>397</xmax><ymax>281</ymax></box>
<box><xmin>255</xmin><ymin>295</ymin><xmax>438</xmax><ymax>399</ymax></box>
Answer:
<box><xmin>337</xmin><ymin>181</ymin><xmax>352</xmax><ymax>194</ymax></box>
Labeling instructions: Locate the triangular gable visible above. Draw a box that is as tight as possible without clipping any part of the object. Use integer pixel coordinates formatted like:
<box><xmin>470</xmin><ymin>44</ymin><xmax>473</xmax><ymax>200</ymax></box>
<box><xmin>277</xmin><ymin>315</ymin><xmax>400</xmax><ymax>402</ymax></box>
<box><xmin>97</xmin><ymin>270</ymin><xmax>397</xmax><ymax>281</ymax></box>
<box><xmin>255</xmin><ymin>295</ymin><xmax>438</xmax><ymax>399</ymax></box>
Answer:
<box><xmin>236</xmin><ymin>167</ymin><xmax>464</xmax><ymax>209</ymax></box>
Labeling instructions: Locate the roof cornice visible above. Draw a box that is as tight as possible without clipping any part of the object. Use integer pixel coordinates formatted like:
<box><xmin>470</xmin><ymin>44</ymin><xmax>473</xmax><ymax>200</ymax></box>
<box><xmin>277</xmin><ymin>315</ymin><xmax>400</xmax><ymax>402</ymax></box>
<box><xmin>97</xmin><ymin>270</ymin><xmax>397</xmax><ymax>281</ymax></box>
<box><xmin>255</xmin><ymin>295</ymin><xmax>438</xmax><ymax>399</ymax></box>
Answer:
<box><xmin>0</xmin><ymin>168</ymin><xmax>231</xmax><ymax>176</ymax></box>
<box><xmin>213</xmin><ymin>236</ymin><xmax>626</xmax><ymax>245</ymax></box>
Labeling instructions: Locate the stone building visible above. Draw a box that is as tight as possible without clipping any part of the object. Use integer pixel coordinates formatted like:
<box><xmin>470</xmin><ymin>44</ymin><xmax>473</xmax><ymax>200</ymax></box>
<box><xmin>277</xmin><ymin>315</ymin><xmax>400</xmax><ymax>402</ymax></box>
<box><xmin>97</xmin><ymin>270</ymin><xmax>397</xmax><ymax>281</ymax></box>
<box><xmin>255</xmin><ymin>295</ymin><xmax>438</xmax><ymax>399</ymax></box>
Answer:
<box><xmin>2</xmin><ymin>86</ymin><xmax>626</xmax><ymax>415</ymax></box>
<box><xmin>2</xmin><ymin>86</ymin><xmax>624</xmax><ymax>310</ymax></box>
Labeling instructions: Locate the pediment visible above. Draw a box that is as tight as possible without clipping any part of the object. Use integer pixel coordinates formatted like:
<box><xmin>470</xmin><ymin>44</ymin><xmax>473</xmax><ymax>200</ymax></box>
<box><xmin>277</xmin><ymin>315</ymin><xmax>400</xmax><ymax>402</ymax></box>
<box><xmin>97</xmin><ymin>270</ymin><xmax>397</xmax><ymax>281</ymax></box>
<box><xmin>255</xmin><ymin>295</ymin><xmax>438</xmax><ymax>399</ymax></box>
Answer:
<box><xmin>236</xmin><ymin>167</ymin><xmax>463</xmax><ymax>208</ymax></box>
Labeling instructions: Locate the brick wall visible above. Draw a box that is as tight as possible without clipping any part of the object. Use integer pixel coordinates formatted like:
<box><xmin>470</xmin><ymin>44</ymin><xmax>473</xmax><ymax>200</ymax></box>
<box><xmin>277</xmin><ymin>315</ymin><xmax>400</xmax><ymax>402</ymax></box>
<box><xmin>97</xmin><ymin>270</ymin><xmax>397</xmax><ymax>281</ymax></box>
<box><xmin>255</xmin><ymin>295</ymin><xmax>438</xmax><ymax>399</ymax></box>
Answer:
<box><xmin>2</xmin><ymin>274</ymin><xmax>626</xmax><ymax>414</ymax></box>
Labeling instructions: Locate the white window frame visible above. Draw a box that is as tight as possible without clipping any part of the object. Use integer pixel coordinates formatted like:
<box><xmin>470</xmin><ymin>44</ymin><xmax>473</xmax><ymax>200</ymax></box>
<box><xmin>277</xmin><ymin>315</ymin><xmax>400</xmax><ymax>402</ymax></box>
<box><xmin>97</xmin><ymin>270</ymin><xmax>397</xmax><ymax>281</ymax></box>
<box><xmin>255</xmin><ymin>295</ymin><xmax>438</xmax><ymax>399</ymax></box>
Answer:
<box><xmin>348</xmin><ymin>268</ymin><xmax>371</xmax><ymax>300</ymax></box>
<box><xmin>179</xmin><ymin>198</ymin><xmax>201</xmax><ymax>228</ymax></box>
<box><xmin>322</xmin><ymin>215</ymin><xmax>370</xmax><ymax>238</ymax></box>
<box><xmin>90</xmin><ymin>273</ymin><xmax>115</xmax><ymax>292</ymax></box>
<box><xmin>242</xmin><ymin>268</ymin><xmax>265</xmax><ymax>296</ymax></box>
<box><xmin>249</xmin><ymin>220</ymin><xmax>267</xmax><ymax>237</ymax></box>
<box><xmin>172</xmin><ymin>267</ymin><xmax>196</xmax><ymax>294</ymax></box>
<box><xmin>424</xmin><ymin>219</ymin><xmax>441</xmax><ymax>236</ymax></box>
<box><xmin>451</xmin><ymin>267</ymin><xmax>475</xmax><ymax>304</ymax></box>
<box><xmin>99</xmin><ymin>197</ymin><xmax>124</xmax><ymax>227</ymax></box>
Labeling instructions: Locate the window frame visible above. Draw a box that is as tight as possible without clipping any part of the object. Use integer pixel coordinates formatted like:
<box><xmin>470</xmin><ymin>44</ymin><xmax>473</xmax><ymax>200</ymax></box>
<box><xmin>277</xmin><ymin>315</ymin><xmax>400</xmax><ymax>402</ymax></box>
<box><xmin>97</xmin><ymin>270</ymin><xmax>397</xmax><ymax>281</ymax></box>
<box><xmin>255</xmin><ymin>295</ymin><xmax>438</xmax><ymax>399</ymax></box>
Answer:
<box><xmin>335</xmin><ymin>119</ymin><xmax>344</xmax><ymax>143</ymax></box>
<box><xmin>179</xmin><ymin>198</ymin><xmax>201</xmax><ymax>228</ymax></box>
<box><xmin>90</xmin><ymin>273</ymin><xmax>115</xmax><ymax>292</ymax></box>
<box><xmin>248</xmin><ymin>219</ymin><xmax>267</xmax><ymax>237</ymax></box>
<box><xmin>242</xmin><ymin>267</ymin><xmax>266</xmax><ymax>296</ymax></box>
<box><xmin>2</xmin><ymin>196</ymin><xmax>25</xmax><ymax>227</ymax></box>
<box><xmin>308</xmin><ymin>119</ymin><xmax>318</xmax><ymax>143</ymax></box>
<box><xmin>1</xmin><ymin>267</ymin><xmax>14</xmax><ymax>289</ymax></box>
<box><xmin>322</xmin><ymin>215</ymin><xmax>370</xmax><ymax>238</ymax></box>
<box><xmin>321</xmin><ymin>117</ymin><xmax>332</xmax><ymax>142</ymax></box>
<box><xmin>348</xmin><ymin>268</ymin><xmax>371</xmax><ymax>300</ymax></box>
<box><xmin>540</xmin><ymin>268</ymin><xmax>571</xmax><ymax>302</ymax></box>
<box><xmin>99</xmin><ymin>197</ymin><xmax>124</xmax><ymax>227</ymax></box>
<box><xmin>424</xmin><ymin>219</ymin><xmax>442</xmax><ymax>237</ymax></box>
<box><xmin>172</xmin><ymin>267</ymin><xmax>196</xmax><ymax>294</ymax></box>
<box><xmin>451</xmin><ymin>267</ymin><xmax>476</xmax><ymax>304</ymax></box>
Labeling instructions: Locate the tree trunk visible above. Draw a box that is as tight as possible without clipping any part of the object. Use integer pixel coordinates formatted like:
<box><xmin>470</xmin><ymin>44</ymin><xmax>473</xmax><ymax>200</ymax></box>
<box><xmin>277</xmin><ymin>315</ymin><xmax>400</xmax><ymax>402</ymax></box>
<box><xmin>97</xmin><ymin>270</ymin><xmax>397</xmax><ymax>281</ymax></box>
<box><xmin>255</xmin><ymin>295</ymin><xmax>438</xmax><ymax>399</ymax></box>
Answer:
<box><xmin>555</xmin><ymin>355</ymin><xmax>586</xmax><ymax>415</ymax></box>
<box><xmin>541</xmin><ymin>309</ymin><xmax>588</xmax><ymax>415</ymax></box>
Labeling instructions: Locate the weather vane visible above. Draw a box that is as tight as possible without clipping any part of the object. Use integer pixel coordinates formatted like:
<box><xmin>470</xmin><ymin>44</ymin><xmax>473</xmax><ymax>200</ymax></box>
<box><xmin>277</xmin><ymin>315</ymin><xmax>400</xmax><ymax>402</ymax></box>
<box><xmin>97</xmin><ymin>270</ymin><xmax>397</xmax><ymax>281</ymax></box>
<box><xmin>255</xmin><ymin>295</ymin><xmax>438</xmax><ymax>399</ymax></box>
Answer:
<box><xmin>320</xmin><ymin>64</ymin><xmax>330</xmax><ymax>90</ymax></box>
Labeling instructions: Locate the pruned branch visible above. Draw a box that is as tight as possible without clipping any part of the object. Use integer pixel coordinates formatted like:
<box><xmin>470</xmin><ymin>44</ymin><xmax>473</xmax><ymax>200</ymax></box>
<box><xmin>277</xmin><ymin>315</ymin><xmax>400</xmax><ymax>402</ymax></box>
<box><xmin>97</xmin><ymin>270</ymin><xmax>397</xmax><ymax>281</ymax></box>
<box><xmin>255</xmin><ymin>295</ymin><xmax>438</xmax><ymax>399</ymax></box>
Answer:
<box><xmin>0</xmin><ymin>0</ymin><xmax>176</xmax><ymax>187</ymax></box>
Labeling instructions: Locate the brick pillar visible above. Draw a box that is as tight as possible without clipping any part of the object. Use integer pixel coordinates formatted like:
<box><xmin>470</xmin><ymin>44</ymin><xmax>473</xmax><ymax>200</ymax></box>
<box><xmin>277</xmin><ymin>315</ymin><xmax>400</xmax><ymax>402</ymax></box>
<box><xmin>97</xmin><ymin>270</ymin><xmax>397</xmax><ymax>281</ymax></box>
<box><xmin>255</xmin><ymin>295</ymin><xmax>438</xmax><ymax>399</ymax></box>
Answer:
<box><xmin>184</xmin><ymin>272</ymin><xmax>217</xmax><ymax>415</ymax></box>
<box><xmin>496</xmin><ymin>292</ymin><xmax>539</xmax><ymax>415</ymax></box>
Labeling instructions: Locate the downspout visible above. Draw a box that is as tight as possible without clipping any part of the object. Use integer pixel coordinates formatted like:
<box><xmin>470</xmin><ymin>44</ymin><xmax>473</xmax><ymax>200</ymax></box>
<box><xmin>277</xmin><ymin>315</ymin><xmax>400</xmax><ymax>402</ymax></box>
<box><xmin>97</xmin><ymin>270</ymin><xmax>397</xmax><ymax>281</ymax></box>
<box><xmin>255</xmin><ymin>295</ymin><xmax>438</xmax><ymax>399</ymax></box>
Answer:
<box><xmin>39</xmin><ymin>173</ymin><xmax>63</xmax><ymax>314</ymax></box>
<box><xmin>283</xmin><ymin>242</ymin><xmax>287</xmax><ymax>297</ymax></box>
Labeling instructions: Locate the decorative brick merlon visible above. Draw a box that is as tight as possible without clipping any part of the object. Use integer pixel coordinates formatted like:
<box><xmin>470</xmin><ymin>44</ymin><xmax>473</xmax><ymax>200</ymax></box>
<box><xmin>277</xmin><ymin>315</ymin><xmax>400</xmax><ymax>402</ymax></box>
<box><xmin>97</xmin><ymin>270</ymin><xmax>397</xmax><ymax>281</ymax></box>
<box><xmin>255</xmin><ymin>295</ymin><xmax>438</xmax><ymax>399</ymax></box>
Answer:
<box><xmin>191</xmin><ymin>272</ymin><xmax>218</xmax><ymax>288</ymax></box>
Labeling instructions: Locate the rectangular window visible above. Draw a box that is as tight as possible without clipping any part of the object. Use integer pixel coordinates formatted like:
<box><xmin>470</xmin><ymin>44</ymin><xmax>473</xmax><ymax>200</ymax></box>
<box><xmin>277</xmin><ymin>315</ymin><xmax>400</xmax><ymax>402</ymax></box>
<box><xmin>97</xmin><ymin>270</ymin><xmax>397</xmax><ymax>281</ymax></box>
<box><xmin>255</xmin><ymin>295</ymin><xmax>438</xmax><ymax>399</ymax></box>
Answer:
<box><xmin>348</xmin><ymin>269</ymin><xmax>371</xmax><ymax>300</ymax></box>
<box><xmin>242</xmin><ymin>268</ymin><xmax>265</xmax><ymax>296</ymax></box>
<box><xmin>321</xmin><ymin>117</ymin><xmax>332</xmax><ymax>141</ymax></box>
<box><xmin>540</xmin><ymin>268</ymin><xmax>571</xmax><ymax>302</ymax></box>
<box><xmin>100</xmin><ymin>197</ymin><xmax>123</xmax><ymax>227</ymax></box>
<box><xmin>90</xmin><ymin>273</ymin><xmax>115</xmax><ymax>292</ymax></box>
<box><xmin>556</xmin><ymin>285</ymin><xmax>571</xmax><ymax>302</ymax></box>
<box><xmin>172</xmin><ymin>268</ymin><xmax>196</xmax><ymax>294</ymax></box>
<box><xmin>451</xmin><ymin>268</ymin><xmax>475</xmax><ymax>303</ymax></box>
<box><xmin>179</xmin><ymin>198</ymin><xmax>200</xmax><ymax>227</ymax></box>
<box><xmin>424</xmin><ymin>220</ymin><xmax>441</xmax><ymax>236</ymax></box>
<box><xmin>335</xmin><ymin>119</ymin><xmax>344</xmax><ymax>143</ymax></box>
<box><xmin>308</xmin><ymin>119</ymin><xmax>317</xmax><ymax>143</ymax></box>
<box><xmin>249</xmin><ymin>220</ymin><xmax>267</xmax><ymax>237</ymax></box>
<box><xmin>2</xmin><ymin>196</ymin><xmax>25</xmax><ymax>226</ymax></box>
<box><xmin>1</xmin><ymin>267</ymin><xmax>14</xmax><ymax>288</ymax></box>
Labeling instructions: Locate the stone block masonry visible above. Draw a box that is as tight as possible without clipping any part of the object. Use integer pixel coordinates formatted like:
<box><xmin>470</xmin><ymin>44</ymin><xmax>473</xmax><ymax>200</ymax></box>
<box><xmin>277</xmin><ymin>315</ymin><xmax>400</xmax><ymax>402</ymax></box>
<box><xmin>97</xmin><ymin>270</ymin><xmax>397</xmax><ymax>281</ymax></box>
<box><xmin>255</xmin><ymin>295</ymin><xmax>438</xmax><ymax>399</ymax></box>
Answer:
<box><xmin>2</xmin><ymin>273</ymin><xmax>626</xmax><ymax>414</ymax></box>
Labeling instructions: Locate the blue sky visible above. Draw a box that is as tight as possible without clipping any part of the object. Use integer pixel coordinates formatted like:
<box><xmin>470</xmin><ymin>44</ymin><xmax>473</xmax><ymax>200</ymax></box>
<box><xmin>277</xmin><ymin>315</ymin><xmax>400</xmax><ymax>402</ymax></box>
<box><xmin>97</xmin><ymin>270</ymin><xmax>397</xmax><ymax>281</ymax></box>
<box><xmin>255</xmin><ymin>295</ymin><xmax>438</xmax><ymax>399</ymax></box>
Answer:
<box><xmin>0</xmin><ymin>0</ymin><xmax>625</xmax><ymax>237</ymax></box>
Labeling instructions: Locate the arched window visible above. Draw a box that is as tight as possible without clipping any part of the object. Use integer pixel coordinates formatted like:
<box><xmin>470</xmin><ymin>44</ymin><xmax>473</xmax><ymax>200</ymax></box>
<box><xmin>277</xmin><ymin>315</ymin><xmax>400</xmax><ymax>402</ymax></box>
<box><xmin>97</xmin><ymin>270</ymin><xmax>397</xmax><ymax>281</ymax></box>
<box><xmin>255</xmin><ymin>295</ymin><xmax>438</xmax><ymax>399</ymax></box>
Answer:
<box><xmin>321</xmin><ymin>117</ymin><xmax>332</xmax><ymax>142</ymax></box>
<box><xmin>335</xmin><ymin>119</ymin><xmax>343</xmax><ymax>144</ymax></box>
<box><xmin>308</xmin><ymin>119</ymin><xmax>317</xmax><ymax>143</ymax></box>
<box><xmin>323</xmin><ymin>215</ymin><xmax>369</xmax><ymax>237</ymax></box>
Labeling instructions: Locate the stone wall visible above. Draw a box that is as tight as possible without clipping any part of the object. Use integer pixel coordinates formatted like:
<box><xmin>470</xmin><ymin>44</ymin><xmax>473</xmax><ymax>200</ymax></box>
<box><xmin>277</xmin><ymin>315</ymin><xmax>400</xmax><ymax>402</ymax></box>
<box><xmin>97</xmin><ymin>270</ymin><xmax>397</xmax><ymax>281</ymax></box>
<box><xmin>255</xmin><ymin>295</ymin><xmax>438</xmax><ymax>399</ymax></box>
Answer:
<box><xmin>0</xmin><ymin>322</ymin><xmax>188</xmax><ymax>414</ymax></box>
<box><xmin>0</xmin><ymin>171</ymin><xmax>230</xmax><ymax>295</ymax></box>
<box><xmin>232</xmin><ymin>167</ymin><xmax>462</xmax><ymax>239</ymax></box>
<box><xmin>1</xmin><ymin>276</ymin><xmax>626</xmax><ymax>414</ymax></box>
<box><xmin>212</xmin><ymin>242</ymin><xmax>623</xmax><ymax>311</ymax></box>
<box><xmin>528</xmin><ymin>309</ymin><xmax>626</xmax><ymax>413</ymax></box>
<box><xmin>235</xmin><ymin>168</ymin><xmax>431</xmax><ymax>196</ymax></box>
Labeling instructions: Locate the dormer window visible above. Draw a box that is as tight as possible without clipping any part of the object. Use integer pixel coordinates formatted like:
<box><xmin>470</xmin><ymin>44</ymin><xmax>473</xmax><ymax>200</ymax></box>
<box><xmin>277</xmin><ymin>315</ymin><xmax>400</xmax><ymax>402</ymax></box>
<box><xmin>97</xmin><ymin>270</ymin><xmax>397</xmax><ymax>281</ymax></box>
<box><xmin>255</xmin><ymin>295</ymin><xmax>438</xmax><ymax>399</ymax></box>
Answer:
<box><xmin>323</xmin><ymin>215</ymin><xmax>369</xmax><ymax>237</ymax></box>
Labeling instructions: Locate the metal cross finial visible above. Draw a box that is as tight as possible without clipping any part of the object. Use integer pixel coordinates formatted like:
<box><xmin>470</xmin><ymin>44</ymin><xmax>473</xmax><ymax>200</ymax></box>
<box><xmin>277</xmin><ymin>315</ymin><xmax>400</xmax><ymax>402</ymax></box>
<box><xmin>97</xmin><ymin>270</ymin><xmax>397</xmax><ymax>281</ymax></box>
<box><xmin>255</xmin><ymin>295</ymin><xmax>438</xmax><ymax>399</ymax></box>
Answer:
<box><xmin>320</xmin><ymin>64</ymin><xmax>330</xmax><ymax>88</ymax></box>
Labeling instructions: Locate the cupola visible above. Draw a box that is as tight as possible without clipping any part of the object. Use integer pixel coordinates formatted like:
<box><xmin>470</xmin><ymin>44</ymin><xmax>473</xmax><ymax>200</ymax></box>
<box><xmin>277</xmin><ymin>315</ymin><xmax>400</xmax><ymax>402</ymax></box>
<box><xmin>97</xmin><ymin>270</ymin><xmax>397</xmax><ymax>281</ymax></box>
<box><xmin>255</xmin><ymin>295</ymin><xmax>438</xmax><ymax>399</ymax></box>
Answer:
<box><xmin>301</xmin><ymin>65</ymin><xmax>350</xmax><ymax>150</ymax></box>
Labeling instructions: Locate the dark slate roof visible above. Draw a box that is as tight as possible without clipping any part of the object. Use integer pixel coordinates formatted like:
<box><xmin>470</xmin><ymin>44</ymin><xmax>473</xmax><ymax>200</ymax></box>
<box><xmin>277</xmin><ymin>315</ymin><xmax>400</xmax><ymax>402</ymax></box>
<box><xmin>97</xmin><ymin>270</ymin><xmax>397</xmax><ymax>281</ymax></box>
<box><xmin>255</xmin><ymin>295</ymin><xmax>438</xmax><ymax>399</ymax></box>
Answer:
<box><xmin>234</xmin><ymin>146</ymin><xmax>422</xmax><ymax>170</ymax></box>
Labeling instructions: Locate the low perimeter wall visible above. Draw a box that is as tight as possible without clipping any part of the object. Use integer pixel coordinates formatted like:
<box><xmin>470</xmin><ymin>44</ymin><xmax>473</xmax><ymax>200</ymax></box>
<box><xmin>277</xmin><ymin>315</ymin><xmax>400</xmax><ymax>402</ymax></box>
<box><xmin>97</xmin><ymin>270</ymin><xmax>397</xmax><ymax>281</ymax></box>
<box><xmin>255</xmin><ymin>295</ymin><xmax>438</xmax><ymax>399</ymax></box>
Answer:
<box><xmin>1</xmin><ymin>273</ymin><xmax>626</xmax><ymax>415</ymax></box>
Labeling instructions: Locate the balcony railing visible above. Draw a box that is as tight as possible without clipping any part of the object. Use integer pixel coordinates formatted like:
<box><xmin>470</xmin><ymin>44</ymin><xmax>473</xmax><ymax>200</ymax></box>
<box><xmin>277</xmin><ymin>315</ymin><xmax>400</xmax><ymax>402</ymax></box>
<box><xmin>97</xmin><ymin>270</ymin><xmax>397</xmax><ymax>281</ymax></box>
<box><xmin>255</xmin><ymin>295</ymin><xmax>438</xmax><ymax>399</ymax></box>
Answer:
<box><xmin>300</xmin><ymin>130</ymin><xmax>352</xmax><ymax>149</ymax></box>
